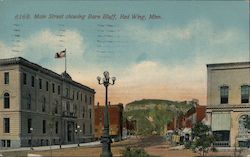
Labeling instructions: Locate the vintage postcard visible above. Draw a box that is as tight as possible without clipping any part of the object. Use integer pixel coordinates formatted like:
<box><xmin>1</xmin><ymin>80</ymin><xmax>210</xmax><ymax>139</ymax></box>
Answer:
<box><xmin>0</xmin><ymin>0</ymin><xmax>249</xmax><ymax>157</ymax></box>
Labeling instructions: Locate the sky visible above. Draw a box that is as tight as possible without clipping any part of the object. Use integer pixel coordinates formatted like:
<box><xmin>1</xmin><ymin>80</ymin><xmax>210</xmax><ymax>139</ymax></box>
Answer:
<box><xmin>0</xmin><ymin>0</ymin><xmax>249</xmax><ymax>105</ymax></box>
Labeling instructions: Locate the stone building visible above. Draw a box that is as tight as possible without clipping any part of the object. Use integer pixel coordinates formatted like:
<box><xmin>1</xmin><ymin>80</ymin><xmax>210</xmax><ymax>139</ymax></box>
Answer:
<box><xmin>0</xmin><ymin>57</ymin><xmax>95</xmax><ymax>148</ymax></box>
<box><xmin>206</xmin><ymin>62</ymin><xmax>250</xmax><ymax>147</ymax></box>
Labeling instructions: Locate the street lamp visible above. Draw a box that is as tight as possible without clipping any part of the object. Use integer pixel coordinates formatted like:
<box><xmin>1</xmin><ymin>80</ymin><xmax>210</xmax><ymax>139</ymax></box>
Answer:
<box><xmin>30</xmin><ymin>127</ymin><xmax>33</xmax><ymax>150</ymax></box>
<box><xmin>97</xmin><ymin>71</ymin><xmax>116</xmax><ymax>157</ymax></box>
<box><xmin>75</xmin><ymin>125</ymin><xmax>81</xmax><ymax>147</ymax></box>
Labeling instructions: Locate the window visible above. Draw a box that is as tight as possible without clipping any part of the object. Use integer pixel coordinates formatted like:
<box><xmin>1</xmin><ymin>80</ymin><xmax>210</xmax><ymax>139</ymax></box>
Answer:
<box><xmin>77</xmin><ymin>92</ymin><xmax>79</xmax><ymax>100</ymax></box>
<box><xmin>4</xmin><ymin>93</ymin><xmax>10</xmax><ymax>108</ymax></box>
<box><xmin>54</xmin><ymin>100</ymin><xmax>58</xmax><ymax>114</ymax></box>
<box><xmin>1</xmin><ymin>140</ymin><xmax>10</xmax><ymax>147</ymax></box>
<box><xmin>241</xmin><ymin>85</ymin><xmax>249</xmax><ymax>103</ymax></box>
<box><xmin>220</xmin><ymin>86</ymin><xmax>229</xmax><ymax>104</ymax></box>
<box><xmin>46</xmin><ymin>81</ymin><xmax>49</xmax><ymax>91</ymax></box>
<box><xmin>66</xmin><ymin>101</ymin><xmax>70</xmax><ymax>111</ymax></box>
<box><xmin>28</xmin><ymin>139</ymin><xmax>31</xmax><ymax>146</ymax></box>
<box><xmin>31</xmin><ymin>76</ymin><xmax>35</xmax><ymax>87</ymax></box>
<box><xmin>4</xmin><ymin>72</ymin><xmax>9</xmax><ymax>84</ymax></box>
<box><xmin>28</xmin><ymin>118</ymin><xmax>32</xmax><ymax>133</ymax></box>
<box><xmin>58</xmin><ymin>85</ymin><xmax>60</xmax><ymax>95</ymax></box>
<box><xmin>55</xmin><ymin>121</ymin><xmax>58</xmax><ymax>134</ymax></box>
<box><xmin>89</xmin><ymin>96</ymin><xmax>92</xmax><ymax>105</ymax></box>
<box><xmin>27</xmin><ymin>94</ymin><xmax>31</xmax><ymax>110</ymax></box>
<box><xmin>238</xmin><ymin>115</ymin><xmax>249</xmax><ymax>135</ymax></box>
<box><xmin>43</xmin><ymin>120</ymin><xmax>46</xmax><ymax>133</ymax></box>
<box><xmin>81</xmin><ymin>93</ymin><xmax>83</xmax><ymax>101</ymax></box>
<box><xmin>1</xmin><ymin>140</ymin><xmax>5</xmax><ymax>147</ymax></box>
<box><xmin>82</xmin><ymin>123</ymin><xmax>85</xmax><ymax>134</ymax></box>
<box><xmin>66</xmin><ymin>88</ymin><xmax>69</xmax><ymax>97</ymax></box>
<box><xmin>82</xmin><ymin>107</ymin><xmax>85</xmax><ymax>118</ymax></box>
<box><xmin>73</xmin><ymin>91</ymin><xmax>75</xmax><ymax>100</ymax></box>
<box><xmin>42</xmin><ymin>97</ymin><xmax>46</xmax><ymax>112</ymax></box>
<box><xmin>52</xmin><ymin>83</ymin><xmax>55</xmax><ymax>93</ymax></box>
<box><xmin>89</xmin><ymin>109</ymin><xmax>92</xmax><ymax>119</ymax></box>
<box><xmin>23</xmin><ymin>73</ymin><xmax>27</xmax><ymax>85</ymax></box>
<box><xmin>85</xmin><ymin>95</ymin><xmax>87</xmax><ymax>103</ymax></box>
<box><xmin>7</xmin><ymin>140</ymin><xmax>10</xmax><ymax>147</ymax></box>
<box><xmin>39</xmin><ymin>78</ymin><xmax>42</xmax><ymax>89</ymax></box>
<box><xmin>74</xmin><ymin>104</ymin><xmax>77</xmax><ymax>116</ymax></box>
<box><xmin>90</xmin><ymin>123</ymin><xmax>92</xmax><ymax>134</ymax></box>
<box><xmin>4</xmin><ymin>118</ymin><xmax>10</xmax><ymax>133</ymax></box>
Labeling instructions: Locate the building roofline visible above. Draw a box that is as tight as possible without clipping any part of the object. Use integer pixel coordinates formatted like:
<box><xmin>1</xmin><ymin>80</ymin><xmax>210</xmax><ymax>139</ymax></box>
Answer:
<box><xmin>0</xmin><ymin>57</ymin><xmax>95</xmax><ymax>93</ymax></box>
<box><xmin>207</xmin><ymin>61</ymin><xmax>250</xmax><ymax>68</ymax></box>
<box><xmin>95</xmin><ymin>103</ymin><xmax>124</xmax><ymax>108</ymax></box>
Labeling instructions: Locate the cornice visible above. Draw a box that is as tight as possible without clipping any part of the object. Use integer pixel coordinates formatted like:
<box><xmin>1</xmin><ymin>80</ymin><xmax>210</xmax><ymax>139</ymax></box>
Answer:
<box><xmin>207</xmin><ymin>62</ymin><xmax>250</xmax><ymax>68</ymax></box>
<box><xmin>0</xmin><ymin>57</ymin><xmax>95</xmax><ymax>93</ymax></box>
<box><xmin>206</xmin><ymin>104</ymin><xmax>250</xmax><ymax>111</ymax></box>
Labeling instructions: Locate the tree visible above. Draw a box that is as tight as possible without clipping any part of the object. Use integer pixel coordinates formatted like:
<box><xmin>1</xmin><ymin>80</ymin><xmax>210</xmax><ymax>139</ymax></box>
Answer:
<box><xmin>121</xmin><ymin>147</ymin><xmax>157</xmax><ymax>157</ymax></box>
<box><xmin>124</xmin><ymin>106</ymin><xmax>172</xmax><ymax>136</ymax></box>
<box><xmin>149</xmin><ymin>106</ymin><xmax>171</xmax><ymax>135</ymax></box>
<box><xmin>191</xmin><ymin>122</ymin><xmax>215</xmax><ymax>157</ymax></box>
<box><xmin>124</xmin><ymin>109</ymin><xmax>154</xmax><ymax>136</ymax></box>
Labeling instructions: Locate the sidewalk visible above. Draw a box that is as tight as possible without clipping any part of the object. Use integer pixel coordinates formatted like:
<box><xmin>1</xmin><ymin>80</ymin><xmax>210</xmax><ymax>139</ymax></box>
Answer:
<box><xmin>0</xmin><ymin>140</ymin><xmax>101</xmax><ymax>153</ymax></box>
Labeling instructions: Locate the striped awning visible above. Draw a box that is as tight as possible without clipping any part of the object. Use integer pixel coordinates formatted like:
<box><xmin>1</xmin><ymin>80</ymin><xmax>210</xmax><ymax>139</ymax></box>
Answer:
<box><xmin>212</xmin><ymin>112</ymin><xmax>231</xmax><ymax>131</ymax></box>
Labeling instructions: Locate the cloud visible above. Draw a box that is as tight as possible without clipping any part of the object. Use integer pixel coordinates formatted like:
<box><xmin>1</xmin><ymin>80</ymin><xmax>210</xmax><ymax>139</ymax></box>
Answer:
<box><xmin>0</xmin><ymin>41</ymin><xmax>24</xmax><ymax>58</ymax></box>
<box><xmin>126</xmin><ymin>19</ymin><xmax>246</xmax><ymax>50</ymax></box>
<box><xmin>125</xmin><ymin>19</ymin><xmax>212</xmax><ymax>45</ymax></box>
<box><xmin>124</xmin><ymin>19</ymin><xmax>248</xmax><ymax>66</ymax></box>
<box><xmin>64</xmin><ymin>17</ymin><xmax>248</xmax><ymax>105</ymax></box>
<box><xmin>107</xmin><ymin>59</ymin><xmax>207</xmax><ymax>105</ymax></box>
<box><xmin>0</xmin><ymin>29</ymin><xmax>86</xmax><ymax>70</ymax></box>
<box><xmin>126</xmin><ymin>25</ymin><xmax>190</xmax><ymax>45</ymax></box>
<box><xmin>0</xmin><ymin>19</ymin><xmax>248</xmax><ymax>106</ymax></box>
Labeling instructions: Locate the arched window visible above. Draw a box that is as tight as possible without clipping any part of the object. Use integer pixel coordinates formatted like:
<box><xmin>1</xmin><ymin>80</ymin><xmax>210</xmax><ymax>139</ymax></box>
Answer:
<box><xmin>4</xmin><ymin>93</ymin><xmax>10</xmax><ymax>108</ymax></box>
<box><xmin>241</xmin><ymin>85</ymin><xmax>249</xmax><ymax>103</ymax></box>
<box><xmin>220</xmin><ymin>86</ymin><xmax>229</xmax><ymax>104</ymax></box>
<box><xmin>238</xmin><ymin>115</ymin><xmax>249</xmax><ymax>135</ymax></box>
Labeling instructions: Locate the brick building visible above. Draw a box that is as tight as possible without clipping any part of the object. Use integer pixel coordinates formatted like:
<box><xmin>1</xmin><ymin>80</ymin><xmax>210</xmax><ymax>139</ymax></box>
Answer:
<box><xmin>94</xmin><ymin>103</ymin><xmax>123</xmax><ymax>141</ymax></box>
<box><xmin>167</xmin><ymin>104</ymin><xmax>206</xmax><ymax>130</ymax></box>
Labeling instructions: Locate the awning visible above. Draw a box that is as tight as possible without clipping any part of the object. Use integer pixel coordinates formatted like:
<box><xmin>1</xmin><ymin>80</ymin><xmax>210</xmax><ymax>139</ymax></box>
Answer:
<box><xmin>211</xmin><ymin>112</ymin><xmax>231</xmax><ymax>131</ymax></box>
<box><xmin>182</xmin><ymin>128</ymin><xmax>191</xmax><ymax>134</ymax></box>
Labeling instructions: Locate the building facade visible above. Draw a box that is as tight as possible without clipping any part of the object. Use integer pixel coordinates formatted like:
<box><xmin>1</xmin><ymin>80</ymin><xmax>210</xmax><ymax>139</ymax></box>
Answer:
<box><xmin>167</xmin><ymin>104</ymin><xmax>206</xmax><ymax>131</ymax></box>
<box><xmin>206</xmin><ymin>62</ymin><xmax>250</xmax><ymax>147</ymax></box>
<box><xmin>94</xmin><ymin>103</ymin><xmax>123</xmax><ymax>141</ymax></box>
<box><xmin>0</xmin><ymin>57</ymin><xmax>95</xmax><ymax>148</ymax></box>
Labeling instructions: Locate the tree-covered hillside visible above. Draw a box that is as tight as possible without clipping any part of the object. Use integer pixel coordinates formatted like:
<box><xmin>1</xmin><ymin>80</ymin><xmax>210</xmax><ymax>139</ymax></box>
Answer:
<box><xmin>125</xmin><ymin>99</ymin><xmax>194</xmax><ymax>135</ymax></box>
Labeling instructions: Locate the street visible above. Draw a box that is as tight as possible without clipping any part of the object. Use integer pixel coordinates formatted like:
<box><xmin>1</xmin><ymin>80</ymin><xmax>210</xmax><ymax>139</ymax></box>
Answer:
<box><xmin>1</xmin><ymin>136</ymin><xmax>241</xmax><ymax>157</ymax></box>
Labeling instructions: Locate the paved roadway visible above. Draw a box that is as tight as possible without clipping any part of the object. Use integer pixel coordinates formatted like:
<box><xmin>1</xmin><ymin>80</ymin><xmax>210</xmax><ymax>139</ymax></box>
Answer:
<box><xmin>0</xmin><ymin>140</ymin><xmax>101</xmax><ymax>153</ymax></box>
<box><xmin>1</xmin><ymin>136</ymin><xmax>250</xmax><ymax>157</ymax></box>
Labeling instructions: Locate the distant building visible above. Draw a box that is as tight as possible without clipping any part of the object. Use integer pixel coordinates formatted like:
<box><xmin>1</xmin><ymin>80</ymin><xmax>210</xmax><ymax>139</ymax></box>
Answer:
<box><xmin>206</xmin><ymin>62</ymin><xmax>250</xmax><ymax>147</ymax></box>
<box><xmin>167</xmin><ymin>104</ymin><xmax>206</xmax><ymax>131</ymax></box>
<box><xmin>94</xmin><ymin>103</ymin><xmax>123</xmax><ymax>141</ymax></box>
<box><xmin>125</xmin><ymin>119</ymin><xmax>137</xmax><ymax>135</ymax></box>
<box><xmin>0</xmin><ymin>57</ymin><xmax>95</xmax><ymax>148</ymax></box>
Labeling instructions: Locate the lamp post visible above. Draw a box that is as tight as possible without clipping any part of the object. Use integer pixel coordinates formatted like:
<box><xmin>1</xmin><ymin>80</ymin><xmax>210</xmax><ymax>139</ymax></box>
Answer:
<box><xmin>97</xmin><ymin>71</ymin><xmax>116</xmax><ymax>157</ymax></box>
<box><xmin>30</xmin><ymin>127</ymin><xmax>33</xmax><ymax>150</ymax></box>
<box><xmin>75</xmin><ymin>125</ymin><xmax>81</xmax><ymax>147</ymax></box>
